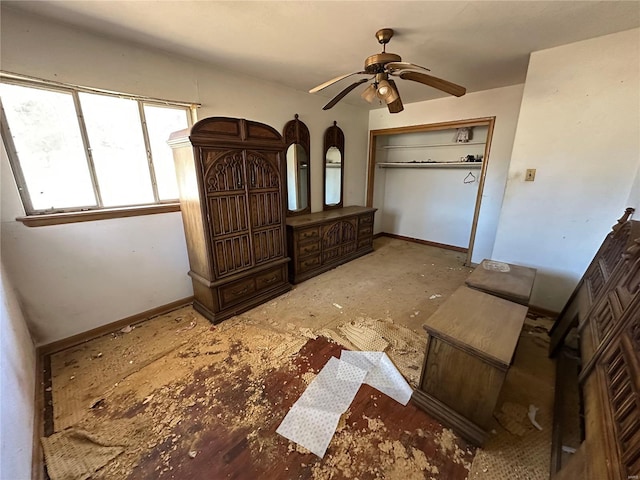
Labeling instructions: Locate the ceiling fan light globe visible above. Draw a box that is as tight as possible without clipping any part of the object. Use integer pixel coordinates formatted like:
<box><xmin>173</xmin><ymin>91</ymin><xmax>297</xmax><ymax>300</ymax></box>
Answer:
<box><xmin>377</xmin><ymin>80</ymin><xmax>392</xmax><ymax>98</ymax></box>
<box><xmin>361</xmin><ymin>84</ymin><xmax>377</xmax><ymax>103</ymax></box>
<box><xmin>377</xmin><ymin>80</ymin><xmax>399</xmax><ymax>104</ymax></box>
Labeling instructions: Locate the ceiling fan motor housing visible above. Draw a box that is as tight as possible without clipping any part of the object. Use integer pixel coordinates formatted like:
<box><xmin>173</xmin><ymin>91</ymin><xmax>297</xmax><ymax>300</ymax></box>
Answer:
<box><xmin>364</xmin><ymin>53</ymin><xmax>402</xmax><ymax>73</ymax></box>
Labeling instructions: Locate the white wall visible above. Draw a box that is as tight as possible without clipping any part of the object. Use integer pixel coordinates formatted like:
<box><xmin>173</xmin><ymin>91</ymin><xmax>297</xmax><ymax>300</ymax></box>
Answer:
<box><xmin>492</xmin><ymin>28</ymin><xmax>640</xmax><ymax>311</ymax></box>
<box><xmin>368</xmin><ymin>84</ymin><xmax>525</xmax><ymax>263</ymax></box>
<box><xmin>0</xmin><ymin>8</ymin><xmax>369</xmax><ymax>344</ymax></box>
<box><xmin>628</xmin><ymin>162</ymin><xmax>640</xmax><ymax>210</ymax></box>
<box><xmin>375</xmin><ymin>127</ymin><xmax>487</xmax><ymax>249</ymax></box>
<box><xmin>0</xmin><ymin>262</ymin><xmax>36</xmax><ymax>480</ymax></box>
<box><xmin>380</xmin><ymin>167</ymin><xmax>480</xmax><ymax>248</ymax></box>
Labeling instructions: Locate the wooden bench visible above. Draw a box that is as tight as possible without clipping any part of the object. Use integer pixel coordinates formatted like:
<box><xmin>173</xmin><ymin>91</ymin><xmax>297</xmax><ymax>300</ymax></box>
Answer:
<box><xmin>413</xmin><ymin>286</ymin><xmax>528</xmax><ymax>445</ymax></box>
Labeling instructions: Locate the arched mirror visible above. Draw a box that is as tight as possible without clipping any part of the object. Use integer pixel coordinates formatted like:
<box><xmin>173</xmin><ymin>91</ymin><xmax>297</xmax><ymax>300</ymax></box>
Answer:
<box><xmin>283</xmin><ymin>114</ymin><xmax>311</xmax><ymax>216</ymax></box>
<box><xmin>323</xmin><ymin>121</ymin><xmax>344</xmax><ymax>210</ymax></box>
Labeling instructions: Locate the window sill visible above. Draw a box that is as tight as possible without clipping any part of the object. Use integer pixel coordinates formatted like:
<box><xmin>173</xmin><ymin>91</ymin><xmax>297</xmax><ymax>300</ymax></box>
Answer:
<box><xmin>16</xmin><ymin>203</ymin><xmax>181</xmax><ymax>227</ymax></box>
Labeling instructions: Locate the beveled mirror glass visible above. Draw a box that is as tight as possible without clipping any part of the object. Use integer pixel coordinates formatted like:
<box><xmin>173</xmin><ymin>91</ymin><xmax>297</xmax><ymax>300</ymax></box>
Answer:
<box><xmin>323</xmin><ymin>121</ymin><xmax>344</xmax><ymax>210</ymax></box>
<box><xmin>283</xmin><ymin>114</ymin><xmax>311</xmax><ymax>216</ymax></box>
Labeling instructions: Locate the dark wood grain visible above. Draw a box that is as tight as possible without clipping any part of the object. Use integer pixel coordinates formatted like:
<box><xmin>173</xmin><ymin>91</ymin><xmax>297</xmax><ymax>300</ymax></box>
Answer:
<box><xmin>170</xmin><ymin>117</ymin><xmax>291</xmax><ymax>323</ymax></box>
<box><xmin>286</xmin><ymin>207</ymin><xmax>377</xmax><ymax>283</ymax></box>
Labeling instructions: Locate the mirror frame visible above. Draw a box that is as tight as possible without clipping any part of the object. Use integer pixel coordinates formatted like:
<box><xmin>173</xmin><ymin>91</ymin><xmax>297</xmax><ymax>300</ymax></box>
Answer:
<box><xmin>323</xmin><ymin>121</ymin><xmax>344</xmax><ymax>211</ymax></box>
<box><xmin>283</xmin><ymin>114</ymin><xmax>311</xmax><ymax>216</ymax></box>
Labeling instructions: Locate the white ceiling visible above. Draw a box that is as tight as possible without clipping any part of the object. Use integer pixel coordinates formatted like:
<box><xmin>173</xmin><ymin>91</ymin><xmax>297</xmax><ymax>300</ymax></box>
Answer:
<box><xmin>4</xmin><ymin>1</ymin><xmax>640</xmax><ymax>108</ymax></box>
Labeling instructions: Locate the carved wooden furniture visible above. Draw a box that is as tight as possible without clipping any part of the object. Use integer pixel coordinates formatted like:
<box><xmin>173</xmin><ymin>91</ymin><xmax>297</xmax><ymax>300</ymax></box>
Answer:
<box><xmin>169</xmin><ymin>117</ymin><xmax>291</xmax><ymax>323</ymax></box>
<box><xmin>283</xmin><ymin>114</ymin><xmax>311</xmax><ymax>216</ymax></box>
<box><xmin>323</xmin><ymin>121</ymin><xmax>344</xmax><ymax>210</ymax></box>
<box><xmin>465</xmin><ymin>259</ymin><xmax>536</xmax><ymax>305</ymax></box>
<box><xmin>550</xmin><ymin>209</ymin><xmax>640</xmax><ymax>480</ymax></box>
<box><xmin>285</xmin><ymin>206</ymin><xmax>377</xmax><ymax>284</ymax></box>
<box><xmin>413</xmin><ymin>286</ymin><xmax>528</xmax><ymax>446</ymax></box>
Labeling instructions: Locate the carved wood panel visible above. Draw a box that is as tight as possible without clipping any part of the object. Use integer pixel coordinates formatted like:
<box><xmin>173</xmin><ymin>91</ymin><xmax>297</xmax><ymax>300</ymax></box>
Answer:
<box><xmin>249</xmin><ymin>191</ymin><xmax>282</xmax><ymax>229</ymax></box>
<box><xmin>203</xmin><ymin>150</ymin><xmax>245</xmax><ymax>192</ymax></box>
<box><xmin>592</xmin><ymin>293</ymin><xmax>620</xmax><ymax>344</ymax></box>
<box><xmin>601</xmin><ymin>313</ymin><xmax>640</xmax><ymax>478</ymax></box>
<box><xmin>585</xmin><ymin>262</ymin><xmax>606</xmax><ymax>302</ymax></box>
<box><xmin>253</xmin><ymin>227</ymin><xmax>284</xmax><ymax>265</ymax></box>
<box><xmin>213</xmin><ymin>234</ymin><xmax>252</xmax><ymax>277</ymax></box>
<box><xmin>246</xmin><ymin>152</ymin><xmax>279</xmax><ymax>189</ymax></box>
<box><xmin>340</xmin><ymin>220</ymin><xmax>357</xmax><ymax>256</ymax></box>
<box><xmin>208</xmin><ymin>195</ymin><xmax>248</xmax><ymax>236</ymax></box>
<box><xmin>322</xmin><ymin>221</ymin><xmax>343</xmax><ymax>249</ymax></box>
<box><xmin>616</xmin><ymin>238</ymin><xmax>640</xmax><ymax>309</ymax></box>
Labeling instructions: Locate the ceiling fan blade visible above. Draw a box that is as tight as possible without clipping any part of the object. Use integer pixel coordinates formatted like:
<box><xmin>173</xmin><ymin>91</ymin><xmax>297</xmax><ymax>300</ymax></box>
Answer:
<box><xmin>309</xmin><ymin>71</ymin><xmax>367</xmax><ymax>93</ymax></box>
<box><xmin>322</xmin><ymin>79</ymin><xmax>369</xmax><ymax>110</ymax></box>
<box><xmin>386</xmin><ymin>62</ymin><xmax>431</xmax><ymax>73</ymax></box>
<box><xmin>387</xmin><ymin>80</ymin><xmax>404</xmax><ymax>113</ymax></box>
<box><xmin>399</xmin><ymin>71</ymin><xmax>466</xmax><ymax>97</ymax></box>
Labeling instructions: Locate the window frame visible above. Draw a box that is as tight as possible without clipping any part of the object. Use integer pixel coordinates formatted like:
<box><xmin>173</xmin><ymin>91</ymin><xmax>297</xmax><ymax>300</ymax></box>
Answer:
<box><xmin>0</xmin><ymin>72</ymin><xmax>199</xmax><ymax>225</ymax></box>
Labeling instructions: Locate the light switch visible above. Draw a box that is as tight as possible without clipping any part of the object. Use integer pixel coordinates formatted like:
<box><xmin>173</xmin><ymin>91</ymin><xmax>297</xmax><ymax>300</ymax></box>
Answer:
<box><xmin>525</xmin><ymin>169</ymin><xmax>536</xmax><ymax>181</ymax></box>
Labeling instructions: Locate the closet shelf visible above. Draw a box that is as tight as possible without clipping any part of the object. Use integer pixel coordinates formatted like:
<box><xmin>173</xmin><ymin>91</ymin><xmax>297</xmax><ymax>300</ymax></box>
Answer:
<box><xmin>377</xmin><ymin>162</ymin><xmax>483</xmax><ymax>169</ymax></box>
<box><xmin>379</xmin><ymin>141</ymin><xmax>485</xmax><ymax>150</ymax></box>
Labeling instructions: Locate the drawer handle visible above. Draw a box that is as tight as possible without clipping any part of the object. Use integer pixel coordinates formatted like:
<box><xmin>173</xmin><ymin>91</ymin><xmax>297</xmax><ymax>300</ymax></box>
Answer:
<box><xmin>263</xmin><ymin>275</ymin><xmax>278</xmax><ymax>285</ymax></box>
<box><xmin>302</xmin><ymin>245</ymin><xmax>316</xmax><ymax>254</ymax></box>
<box><xmin>303</xmin><ymin>259</ymin><xmax>317</xmax><ymax>267</ymax></box>
<box><xmin>301</xmin><ymin>231</ymin><xmax>317</xmax><ymax>239</ymax></box>
<box><xmin>231</xmin><ymin>286</ymin><xmax>249</xmax><ymax>296</ymax></box>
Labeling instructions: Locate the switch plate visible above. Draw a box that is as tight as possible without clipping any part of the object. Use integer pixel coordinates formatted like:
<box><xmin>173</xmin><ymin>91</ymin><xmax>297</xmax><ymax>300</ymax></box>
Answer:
<box><xmin>525</xmin><ymin>169</ymin><xmax>536</xmax><ymax>181</ymax></box>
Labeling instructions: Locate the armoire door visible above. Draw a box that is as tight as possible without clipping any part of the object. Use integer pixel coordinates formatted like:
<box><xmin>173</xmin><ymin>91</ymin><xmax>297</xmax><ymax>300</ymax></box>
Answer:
<box><xmin>202</xmin><ymin>148</ymin><xmax>253</xmax><ymax>278</ymax></box>
<box><xmin>246</xmin><ymin>150</ymin><xmax>285</xmax><ymax>265</ymax></box>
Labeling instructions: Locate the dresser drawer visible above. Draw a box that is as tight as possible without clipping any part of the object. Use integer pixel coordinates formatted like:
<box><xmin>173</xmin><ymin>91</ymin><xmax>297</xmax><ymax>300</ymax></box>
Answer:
<box><xmin>255</xmin><ymin>265</ymin><xmax>285</xmax><ymax>292</ymax></box>
<box><xmin>358</xmin><ymin>237</ymin><xmax>373</xmax><ymax>250</ymax></box>
<box><xmin>296</xmin><ymin>226</ymin><xmax>321</xmax><ymax>242</ymax></box>
<box><xmin>298</xmin><ymin>255</ymin><xmax>321</xmax><ymax>273</ymax></box>
<box><xmin>359</xmin><ymin>213</ymin><xmax>374</xmax><ymax>227</ymax></box>
<box><xmin>219</xmin><ymin>276</ymin><xmax>256</xmax><ymax>308</ymax></box>
<box><xmin>358</xmin><ymin>225</ymin><xmax>373</xmax><ymax>236</ymax></box>
<box><xmin>297</xmin><ymin>241</ymin><xmax>320</xmax><ymax>257</ymax></box>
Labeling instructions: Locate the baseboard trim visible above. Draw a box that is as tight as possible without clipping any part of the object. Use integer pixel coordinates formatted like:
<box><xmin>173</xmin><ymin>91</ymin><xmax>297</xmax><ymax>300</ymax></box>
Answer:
<box><xmin>32</xmin><ymin>296</ymin><xmax>194</xmax><ymax>478</ymax></box>
<box><xmin>379</xmin><ymin>232</ymin><xmax>468</xmax><ymax>253</ymax></box>
<box><xmin>38</xmin><ymin>296</ymin><xmax>194</xmax><ymax>357</ymax></box>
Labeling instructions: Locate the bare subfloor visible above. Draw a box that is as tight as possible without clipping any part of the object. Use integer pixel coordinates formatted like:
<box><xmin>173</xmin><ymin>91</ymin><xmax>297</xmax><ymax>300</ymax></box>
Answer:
<box><xmin>44</xmin><ymin>237</ymin><xmax>555</xmax><ymax>480</ymax></box>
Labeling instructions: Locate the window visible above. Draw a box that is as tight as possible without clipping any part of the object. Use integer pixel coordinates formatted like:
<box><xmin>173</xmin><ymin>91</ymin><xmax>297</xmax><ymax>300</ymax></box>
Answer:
<box><xmin>0</xmin><ymin>76</ymin><xmax>195</xmax><ymax>223</ymax></box>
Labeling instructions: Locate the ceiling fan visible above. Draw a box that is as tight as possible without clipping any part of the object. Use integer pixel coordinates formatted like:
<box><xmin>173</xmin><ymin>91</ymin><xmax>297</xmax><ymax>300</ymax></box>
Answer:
<box><xmin>309</xmin><ymin>28</ymin><xmax>466</xmax><ymax>113</ymax></box>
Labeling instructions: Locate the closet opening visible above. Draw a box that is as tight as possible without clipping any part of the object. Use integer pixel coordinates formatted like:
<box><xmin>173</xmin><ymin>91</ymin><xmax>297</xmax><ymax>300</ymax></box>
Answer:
<box><xmin>365</xmin><ymin>117</ymin><xmax>496</xmax><ymax>266</ymax></box>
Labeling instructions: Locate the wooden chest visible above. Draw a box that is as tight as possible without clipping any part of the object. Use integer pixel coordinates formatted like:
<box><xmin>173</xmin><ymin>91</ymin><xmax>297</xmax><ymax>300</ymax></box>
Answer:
<box><xmin>414</xmin><ymin>286</ymin><xmax>528</xmax><ymax>445</ymax></box>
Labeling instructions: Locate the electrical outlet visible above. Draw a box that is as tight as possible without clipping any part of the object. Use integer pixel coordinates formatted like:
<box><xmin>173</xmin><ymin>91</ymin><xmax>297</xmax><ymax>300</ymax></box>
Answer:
<box><xmin>525</xmin><ymin>169</ymin><xmax>536</xmax><ymax>181</ymax></box>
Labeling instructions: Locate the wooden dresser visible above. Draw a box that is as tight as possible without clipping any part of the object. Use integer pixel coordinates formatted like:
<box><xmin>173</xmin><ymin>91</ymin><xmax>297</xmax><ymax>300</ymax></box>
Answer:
<box><xmin>550</xmin><ymin>209</ymin><xmax>640</xmax><ymax>480</ymax></box>
<box><xmin>285</xmin><ymin>206</ymin><xmax>377</xmax><ymax>283</ymax></box>
<box><xmin>169</xmin><ymin>117</ymin><xmax>291</xmax><ymax>323</ymax></box>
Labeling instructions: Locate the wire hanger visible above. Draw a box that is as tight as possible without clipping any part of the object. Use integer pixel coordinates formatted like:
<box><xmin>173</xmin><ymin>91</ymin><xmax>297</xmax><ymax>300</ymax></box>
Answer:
<box><xmin>464</xmin><ymin>171</ymin><xmax>476</xmax><ymax>184</ymax></box>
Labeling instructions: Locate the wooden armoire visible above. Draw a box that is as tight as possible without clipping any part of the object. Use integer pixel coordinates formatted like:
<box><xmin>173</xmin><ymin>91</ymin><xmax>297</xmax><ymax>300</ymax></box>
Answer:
<box><xmin>169</xmin><ymin>117</ymin><xmax>291</xmax><ymax>323</ymax></box>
